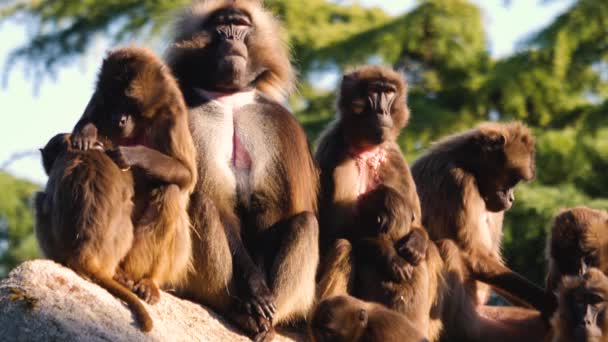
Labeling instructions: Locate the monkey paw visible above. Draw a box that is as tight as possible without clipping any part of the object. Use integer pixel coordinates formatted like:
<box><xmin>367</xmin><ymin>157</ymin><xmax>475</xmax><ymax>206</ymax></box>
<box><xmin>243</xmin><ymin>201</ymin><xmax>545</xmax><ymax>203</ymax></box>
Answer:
<box><xmin>106</xmin><ymin>146</ymin><xmax>133</xmax><ymax>171</ymax></box>
<box><xmin>133</xmin><ymin>278</ymin><xmax>160</xmax><ymax>305</ymax></box>
<box><xmin>113</xmin><ymin>270</ymin><xmax>135</xmax><ymax>290</ymax></box>
<box><xmin>232</xmin><ymin>310</ymin><xmax>274</xmax><ymax>342</ymax></box>
<box><xmin>243</xmin><ymin>273</ymin><xmax>276</xmax><ymax>321</ymax></box>
<box><xmin>71</xmin><ymin>131</ymin><xmax>98</xmax><ymax>151</ymax></box>
<box><xmin>397</xmin><ymin>230</ymin><xmax>428</xmax><ymax>266</ymax></box>
<box><xmin>388</xmin><ymin>257</ymin><xmax>414</xmax><ymax>283</ymax></box>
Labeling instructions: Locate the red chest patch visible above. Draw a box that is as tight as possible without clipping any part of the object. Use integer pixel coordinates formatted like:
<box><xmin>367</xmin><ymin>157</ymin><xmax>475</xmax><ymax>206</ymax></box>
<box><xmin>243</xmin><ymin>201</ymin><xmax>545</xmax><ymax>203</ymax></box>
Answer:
<box><xmin>198</xmin><ymin>89</ymin><xmax>256</xmax><ymax>170</ymax></box>
<box><xmin>351</xmin><ymin>147</ymin><xmax>387</xmax><ymax>196</ymax></box>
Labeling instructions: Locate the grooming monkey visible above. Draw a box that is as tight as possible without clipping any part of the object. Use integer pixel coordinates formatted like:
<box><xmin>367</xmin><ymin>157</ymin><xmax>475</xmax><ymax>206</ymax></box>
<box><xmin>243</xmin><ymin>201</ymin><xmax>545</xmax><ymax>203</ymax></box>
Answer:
<box><xmin>34</xmin><ymin>133</ymin><xmax>152</xmax><ymax>331</ymax></box>
<box><xmin>411</xmin><ymin>122</ymin><xmax>547</xmax><ymax>310</ymax></box>
<box><xmin>71</xmin><ymin>47</ymin><xmax>197</xmax><ymax>304</ymax></box>
<box><xmin>166</xmin><ymin>2</ymin><xmax>318</xmax><ymax>340</ymax></box>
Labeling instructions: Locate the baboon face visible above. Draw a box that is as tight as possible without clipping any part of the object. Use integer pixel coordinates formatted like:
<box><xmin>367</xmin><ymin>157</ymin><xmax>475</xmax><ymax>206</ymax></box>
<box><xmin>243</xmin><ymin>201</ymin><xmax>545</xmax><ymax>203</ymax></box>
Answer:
<box><xmin>310</xmin><ymin>296</ymin><xmax>368</xmax><ymax>342</ymax></box>
<box><xmin>338</xmin><ymin>66</ymin><xmax>409</xmax><ymax>151</ymax></box>
<box><xmin>203</xmin><ymin>7</ymin><xmax>256</xmax><ymax>91</ymax></box>
<box><xmin>560</xmin><ymin>270</ymin><xmax>608</xmax><ymax>342</ymax></box>
<box><xmin>473</xmin><ymin>123</ymin><xmax>535</xmax><ymax>212</ymax></box>
<box><xmin>170</xmin><ymin>3</ymin><xmax>271</xmax><ymax>93</ymax></box>
<box><xmin>92</xmin><ymin>52</ymin><xmax>163</xmax><ymax>142</ymax></box>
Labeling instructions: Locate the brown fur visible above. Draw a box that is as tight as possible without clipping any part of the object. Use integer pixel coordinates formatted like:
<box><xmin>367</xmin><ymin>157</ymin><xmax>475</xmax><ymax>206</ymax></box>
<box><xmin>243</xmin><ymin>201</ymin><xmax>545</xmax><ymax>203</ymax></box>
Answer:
<box><xmin>411</xmin><ymin>122</ymin><xmax>545</xmax><ymax>307</ymax></box>
<box><xmin>34</xmin><ymin>134</ymin><xmax>152</xmax><ymax>331</ymax></box>
<box><xmin>550</xmin><ymin>268</ymin><xmax>608</xmax><ymax>342</ymax></box>
<box><xmin>72</xmin><ymin>47</ymin><xmax>197</xmax><ymax>304</ymax></box>
<box><xmin>167</xmin><ymin>0</ymin><xmax>295</xmax><ymax>102</ymax></box>
<box><xmin>437</xmin><ymin>239</ymin><xmax>547</xmax><ymax>341</ymax></box>
<box><xmin>547</xmin><ymin>207</ymin><xmax>608</xmax><ymax>291</ymax></box>
<box><xmin>411</xmin><ymin>122</ymin><xmax>549</xmax><ymax>339</ymax></box>
<box><xmin>166</xmin><ymin>2</ymin><xmax>319</xmax><ymax>341</ymax></box>
<box><xmin>309</xmin><ymin>295</ymin><xmax>428</xmax><ymax>342</ymax></box>
<box><xmin>316</xmin><ymin>66</ymin><xmax>445</xmax><ymax>340</ymax></box>
<box><xmin>315</xmin><ymin>65</ymin><xmax>418</xmax><ymax>251</ymax></box>
<box><xmin>546</xmin><ymin>207</ymin><xmax>608</xmax><ymax>317</ymax></box>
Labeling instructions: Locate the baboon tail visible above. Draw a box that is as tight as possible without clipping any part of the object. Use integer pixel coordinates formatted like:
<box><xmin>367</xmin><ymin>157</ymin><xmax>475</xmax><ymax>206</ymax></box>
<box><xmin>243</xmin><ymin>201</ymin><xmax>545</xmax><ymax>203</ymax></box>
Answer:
<box><xmin>94</xmin><ymin>274</ymin><xmax>153</xmax><ymax>332</ymax></box>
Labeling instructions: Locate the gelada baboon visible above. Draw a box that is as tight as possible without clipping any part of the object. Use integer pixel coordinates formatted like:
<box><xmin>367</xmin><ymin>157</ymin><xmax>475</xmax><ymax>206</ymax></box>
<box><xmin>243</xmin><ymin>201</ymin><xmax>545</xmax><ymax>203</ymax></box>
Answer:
<box><xmin>550</xmin><ymin>268</ymin><xmax>608</xmax><ymax>342</ymax></box>
<box><xmin>547</xmin><ymin>207</ymin><xmax>608</xmax><ymax>293</ymax></box>
<box><xmin>309</xmin><ymin>295</ymin><xmax>428</xmax><ymax>342</ymax></box>
<box><xmin>315</xmin><ymin>66</ymin><xmax>420</xmax><ymax>252</ymax></box>
<box><xmin>166</xmin><ymin>1</ymin><xmax>318</xmax><ymax>340</ymax></box>
<box><xmin>545</xmin><ymin>207</ymin><xmax>608</xmax><ymax>317</ymax></box>
<box><xmin>411</xmin><ymin>122</ymin><xmax>547</xmax><ymax>311</ymax></box>
<box><xmin>315</xmin><ymin>67</ymin><xmax>443</xmax><ymax>340</ymax></box>
<box><xmin>71</xmin><ymin>47</ymin><xmax>197</xmax><ymax>304</ymax></box>
<box><xmin>34</xmin><ymin>133</ymin><xmax>152</xmax><ymax>331</ymax></box>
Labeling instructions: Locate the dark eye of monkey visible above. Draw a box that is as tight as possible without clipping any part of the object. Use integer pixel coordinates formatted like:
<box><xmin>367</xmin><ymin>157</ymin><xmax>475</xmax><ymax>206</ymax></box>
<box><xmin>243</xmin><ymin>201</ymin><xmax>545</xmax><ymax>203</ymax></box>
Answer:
<box><xmin>366</xmin><ymin>81</ymin><xmax>397</xmax><ymax>115</ymax></box>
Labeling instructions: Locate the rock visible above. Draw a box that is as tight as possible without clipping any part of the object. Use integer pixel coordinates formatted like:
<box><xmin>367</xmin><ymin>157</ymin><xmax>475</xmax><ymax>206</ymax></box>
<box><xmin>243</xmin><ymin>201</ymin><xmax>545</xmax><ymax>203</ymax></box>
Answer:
<box><xmin>0</xmin><ymin>260</ymin><xmax>304</xmax><ymax>342</ymax></box>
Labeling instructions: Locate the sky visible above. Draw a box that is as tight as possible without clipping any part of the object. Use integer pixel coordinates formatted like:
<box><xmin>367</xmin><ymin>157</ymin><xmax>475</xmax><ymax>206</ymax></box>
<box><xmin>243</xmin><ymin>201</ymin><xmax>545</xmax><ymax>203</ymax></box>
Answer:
<box><xmin>0</xmin><ymin>0</ymin><xmax>575</xmax><ymax>185</ymax></box>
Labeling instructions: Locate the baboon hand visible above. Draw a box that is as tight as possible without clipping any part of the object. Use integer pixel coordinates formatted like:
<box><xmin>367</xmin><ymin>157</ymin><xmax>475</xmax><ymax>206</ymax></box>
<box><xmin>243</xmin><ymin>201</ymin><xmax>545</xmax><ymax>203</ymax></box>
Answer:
<box><xmin>397</xmin><ymin>229</ymin><xmax>428</xmax><ymax>266</ymax></box>
<box><xmin>71</xmin><ymin>124</ymin><xmax>99</xmax><ymax>151</ymax></box>
<box><xmin>107</xmin><ymin>146</ymin><xmax>137</xmax><ymax>171</ymax></box>
<box><xmin>243</xmin><ymin>272</ymin><xmax>277</xmax><ymax>322</ymax></box>
<box><xmin>387</xmin><ymin>256</ymin><xmax>414</xmax><ymax>283</ymax></box>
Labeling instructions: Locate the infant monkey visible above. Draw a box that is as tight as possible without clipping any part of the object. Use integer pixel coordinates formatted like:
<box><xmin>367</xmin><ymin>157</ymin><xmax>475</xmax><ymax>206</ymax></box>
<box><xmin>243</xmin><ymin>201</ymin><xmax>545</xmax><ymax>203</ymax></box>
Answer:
<box><xmin>310</xmin><ymin>295</ymin><xmax>428</xmax><ymax>342</ymax></box>
<box><xmin>35</xmin><ymin>133</ymin><xmax>152</xmax><ymax>331</ymax></box>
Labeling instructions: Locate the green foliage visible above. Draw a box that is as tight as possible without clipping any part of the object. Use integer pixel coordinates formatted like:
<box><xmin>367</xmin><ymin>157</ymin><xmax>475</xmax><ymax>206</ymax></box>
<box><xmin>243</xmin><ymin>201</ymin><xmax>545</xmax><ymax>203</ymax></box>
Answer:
<box><xmin>0</xmin><ymin>172</ymin><xmax>40</xmax><ymax>277</ymax></box>
<box><xmin>1</xmin><ymin>0</ymin><xmax>608</xmax><ymax>285</ymax></box>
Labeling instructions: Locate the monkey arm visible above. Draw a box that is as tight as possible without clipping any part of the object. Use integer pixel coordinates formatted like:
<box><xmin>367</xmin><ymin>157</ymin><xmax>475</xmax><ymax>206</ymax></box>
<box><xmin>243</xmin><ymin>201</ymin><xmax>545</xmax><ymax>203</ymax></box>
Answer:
<box><xmin>223</xmin><ymin>219</ymin><xmax>276</xmax><ymax>320</ymax></box>
<box><xmin>395</xmin><ymin>227</ymin><xmax>429</xmax><ymax>266</ymax></box>
<box><xmin>465</xmin><ymin>250</ymin><xmax>549</xmax><ymax>312</ymax></box>
<box><xmin>115</xmin><ymin>145</ymin><xmax>192</xmax><ymax>190</ymax></box>
<box><xmin>355</xmin><ymin>237</ymin><xmax>413</xmax><ymax>283</ymax></box>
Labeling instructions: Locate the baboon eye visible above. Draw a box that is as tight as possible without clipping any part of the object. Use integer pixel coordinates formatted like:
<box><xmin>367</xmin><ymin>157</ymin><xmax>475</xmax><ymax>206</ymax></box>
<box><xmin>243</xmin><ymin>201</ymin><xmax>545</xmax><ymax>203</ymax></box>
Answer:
<box><xmin>588</xmin><ymin>294</ymin><xmax>604</xmax><ymax>305</ymax></box>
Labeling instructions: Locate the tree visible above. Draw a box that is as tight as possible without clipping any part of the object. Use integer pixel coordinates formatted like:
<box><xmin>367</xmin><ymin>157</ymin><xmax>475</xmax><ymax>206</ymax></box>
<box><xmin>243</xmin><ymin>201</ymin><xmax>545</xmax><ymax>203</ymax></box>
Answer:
<box><xmin>2</xmin><ymin>0</ymin><xmax>608</xmax><ymax>284</ymax></box>
<box><xmin>0</xmin><ymin>172</ymin><xmax>39</xmax><ymax>277</ymax></box>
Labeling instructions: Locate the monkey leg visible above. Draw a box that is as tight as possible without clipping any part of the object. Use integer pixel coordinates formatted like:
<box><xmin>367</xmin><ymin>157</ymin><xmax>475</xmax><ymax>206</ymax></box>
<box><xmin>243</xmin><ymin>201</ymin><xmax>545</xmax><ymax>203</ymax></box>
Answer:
<box><xmin>262</xmin><ymin>212</ymin><xmax>319</xmax><ymax>324</ymax></box>
<box><xmin>317</xmin><ymin>239</ymin><xmax>354</xmax><ymax>301</ymax></box>
<box><xmin>181</xmin><ymin>193</ymin><xmax>235</xmax><ymax>312</ymax></box>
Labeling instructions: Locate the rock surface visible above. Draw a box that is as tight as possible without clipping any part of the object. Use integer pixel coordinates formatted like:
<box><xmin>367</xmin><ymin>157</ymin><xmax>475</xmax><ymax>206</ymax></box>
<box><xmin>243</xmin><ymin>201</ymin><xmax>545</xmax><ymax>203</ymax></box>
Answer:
<box><xmin>0</xmin><ymin>260</ymin><xmax>303</xmax><ymax>341</ymax></box>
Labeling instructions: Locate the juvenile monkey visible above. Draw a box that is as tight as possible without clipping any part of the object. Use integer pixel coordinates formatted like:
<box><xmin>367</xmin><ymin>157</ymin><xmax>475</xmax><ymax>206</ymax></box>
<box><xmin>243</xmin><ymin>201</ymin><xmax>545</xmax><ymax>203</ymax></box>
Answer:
<box><xmin>71</xmin><ymin>47</ymin><xmax>197</xmax><ymax>304</ymax></box>
<box><xmin>351</xmin><ymin>185</ymin><xmax>444</xmax><ymax>340</ymax></box>
<box><xmin>34</xmin><ymin>133</ymin><xmax>152</xmax><ymax>331</ymax></box>
<box><xmin>309</xmin><ymin>295</ymin><xmax>428</xmax><ymax>342</ymax></box>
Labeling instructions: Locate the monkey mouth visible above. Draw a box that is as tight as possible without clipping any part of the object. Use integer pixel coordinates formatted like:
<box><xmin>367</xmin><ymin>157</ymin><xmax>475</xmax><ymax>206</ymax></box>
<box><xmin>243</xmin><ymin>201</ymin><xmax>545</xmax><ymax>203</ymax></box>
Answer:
<box><xmin>575</xmin><ymin>324</ymin><xmax>602</xmax><ymax>340</ymax></box>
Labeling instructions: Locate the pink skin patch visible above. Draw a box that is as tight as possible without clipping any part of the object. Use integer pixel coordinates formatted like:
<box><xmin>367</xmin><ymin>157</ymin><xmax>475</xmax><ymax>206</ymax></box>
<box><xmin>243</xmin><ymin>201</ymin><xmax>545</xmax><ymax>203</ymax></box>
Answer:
<box><xmin>198</xmin><ymin>89</ymin><xmax>256</xmax><ymax>170</ymax></box>
<box><xmin>350</xmin><ymin>146</ymin><xmax>387</xmax><ymax>196</ymax></box>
